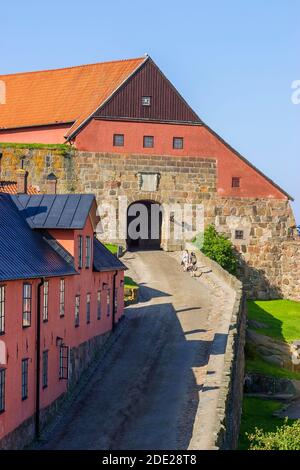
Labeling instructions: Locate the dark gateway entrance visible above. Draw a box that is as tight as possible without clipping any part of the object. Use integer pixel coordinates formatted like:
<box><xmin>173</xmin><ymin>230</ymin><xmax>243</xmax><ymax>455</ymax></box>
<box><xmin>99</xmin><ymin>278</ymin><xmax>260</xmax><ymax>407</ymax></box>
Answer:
<box><xmin>127</xmin><ymin>200</ymin><xmax>162</xmax><ymax>250</ymax></box>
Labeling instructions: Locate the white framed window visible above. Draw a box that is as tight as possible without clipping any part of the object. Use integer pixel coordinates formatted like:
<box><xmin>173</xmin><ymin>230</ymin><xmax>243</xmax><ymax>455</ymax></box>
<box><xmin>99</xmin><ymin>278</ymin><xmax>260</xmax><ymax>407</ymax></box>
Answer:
<box><xmin>0</xmin><ymin>286</ymin><xmax>5</xmax><ymax>334</ymax></box>
<box><xmin>107</xmin><ymin>290</ymin><xmax>110</xmax><ymax>317</ymax></box>
<box><xmin>86</xmin><ymin>293</ymin><xmax>91</xmax><ymax>324</ymax></box>
<box><xmin>86</xmin><ymin>236</ymin><xmax>91</xmax><ymax>268</ymax></box>
<box><xmin>59</xmin><ymin>279</ymin><xmax>65</xmax><ymax>317</ymax></box>
<box><xmin>97</xmin><ymin>290</ymin><xmax>101</xmax><ymax>320</ymax></box>
<box><xmin>43</xmin><ymin>281</ymin><xmax>49</xmax><ymax>322</ymax></box>
<box><xmin>142</xmin><ymin>96</ymin><xmax>151</xmax><ymax>106</ymax></box>
<box><xmin>75</xmin><ymin>295</ymin><xmax>80</xmax><ymax>327</ymax></box>
<box><xmin>22</xmin><ymin>283</ymin><xmax>32</xmax><ymax>327</ymax></box>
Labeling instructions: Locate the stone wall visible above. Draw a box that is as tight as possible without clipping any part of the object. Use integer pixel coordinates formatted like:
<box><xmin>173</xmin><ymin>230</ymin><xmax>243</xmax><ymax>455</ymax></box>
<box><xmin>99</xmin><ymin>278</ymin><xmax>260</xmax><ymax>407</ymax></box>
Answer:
<box><xmin>75</xmin><ymin>151</ymin><xmax>216</xmax><ymax>250</ymax></box>
<box><xmin>205</xmin><ymin>197</ymin><xmax>300</xmax><ymax>300</ymax></box>
<box><xmin>188</xmin><ymin>250</ymin><xmax>247</xmax><ymax>450</ymax></box>
<box><xmin>0</xmin><ymin>145</ymin><xmax>299</xmax><ymax>300</ymax></box>
<box><xmin>0</xmin><ymin>145</ymin><xmax>76</xmax><ymax>193</ymax></box>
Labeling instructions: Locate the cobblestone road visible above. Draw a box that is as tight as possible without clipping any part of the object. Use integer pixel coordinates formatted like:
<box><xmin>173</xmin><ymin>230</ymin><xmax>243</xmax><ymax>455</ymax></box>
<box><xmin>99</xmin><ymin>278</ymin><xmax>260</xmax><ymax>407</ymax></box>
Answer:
<box><xmin>38</xmin><ymin>251</ymin><xmax>217</xmax><ymax>450</ymax></box>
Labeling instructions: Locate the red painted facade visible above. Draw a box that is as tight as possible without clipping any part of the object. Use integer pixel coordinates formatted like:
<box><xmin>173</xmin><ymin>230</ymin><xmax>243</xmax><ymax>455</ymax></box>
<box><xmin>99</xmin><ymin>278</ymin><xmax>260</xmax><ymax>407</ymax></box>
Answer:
<box><xmin>0</xmin><ymin>213</ymin><xmax>124</xmax><ymax>443</ymax></box>
<box><xmin>75</xmin><ymin>119</ymin><xmax>287</xmax><ymax>200</ymax></box>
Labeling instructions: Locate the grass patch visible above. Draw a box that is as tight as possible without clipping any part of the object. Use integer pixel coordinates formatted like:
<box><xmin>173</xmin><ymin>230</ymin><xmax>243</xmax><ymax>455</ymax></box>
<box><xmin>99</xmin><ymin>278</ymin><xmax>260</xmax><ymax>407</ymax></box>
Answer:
<box><xmin>0</xmin><ymin>142</ymin><xmax>71</xmax><ymax>151</ymax></box>
<box><xmin>247</xmin><ymin>299</ymin><xmax>300</xmax><ymax>343</ymax></box>
<box><xmin>238</xmin><ymin>397</ymin><xmax>286</xmax><ymax>450</ymax></box>
<box><xmin>104</xmin><ymin>243</ymin><xmax>118</xmax><ymax>255</ymax></box>
<box><xmin>246</xmin><ymin>355</ymin><xmax>300</xmax><ymax>380</ymax></box>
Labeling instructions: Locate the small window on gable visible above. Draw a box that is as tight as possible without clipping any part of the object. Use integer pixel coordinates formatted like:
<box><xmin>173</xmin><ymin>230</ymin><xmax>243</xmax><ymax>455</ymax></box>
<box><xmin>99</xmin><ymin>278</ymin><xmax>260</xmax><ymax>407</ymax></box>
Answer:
<box><xmin>235</xmin><ymin>230</ymin><xmax>244</xmax><ymax>240</ymax></box>
<box><xmin>173</xmin><ymin>137</ymin><xmax>183</xmax><ymax>149</ymax></box>
<box><xmin>232</xmin><ymin>177</ymin><xmax>240</xmax><ymax>188</ymax></box>
<box><xmin>113</xmin><ymin>134</ymin><xmax>124</xmax><ymax>147</ymax></box>
<box><xmin>142</xmin><ymin>96</ymin><xmax>151</xmax><ymax>106</ymax></box>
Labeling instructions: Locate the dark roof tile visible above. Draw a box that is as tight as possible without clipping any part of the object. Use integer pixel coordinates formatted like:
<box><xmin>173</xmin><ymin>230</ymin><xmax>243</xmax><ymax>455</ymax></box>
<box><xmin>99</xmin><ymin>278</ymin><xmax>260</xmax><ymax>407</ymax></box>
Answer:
<box><xmin>12</xmin><ymin>194</ymin><xmax>95</xmax><ymax>229</ymax></box>
<box><xmin>93</xmin><ymin>239</ymin><xmax>126</xmax><ymax>272</ymax></box>
<box><xmin>0</xmin><ymin>194</ymin><xmax>77</xmax><ymax>281</ymax></box>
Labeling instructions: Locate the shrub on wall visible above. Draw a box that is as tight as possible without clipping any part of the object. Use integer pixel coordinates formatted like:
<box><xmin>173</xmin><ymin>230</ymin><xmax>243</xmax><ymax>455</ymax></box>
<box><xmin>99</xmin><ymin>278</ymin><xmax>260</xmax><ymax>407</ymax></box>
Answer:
<box><xmin>201</xmin><ymin>225</ymin><xmax>237</xmax><ymax>275</ymax></box>
<box><xmin>247</xmin><ymin>418</ymin><xmax>300</xmax><ymax>450</ymax></box>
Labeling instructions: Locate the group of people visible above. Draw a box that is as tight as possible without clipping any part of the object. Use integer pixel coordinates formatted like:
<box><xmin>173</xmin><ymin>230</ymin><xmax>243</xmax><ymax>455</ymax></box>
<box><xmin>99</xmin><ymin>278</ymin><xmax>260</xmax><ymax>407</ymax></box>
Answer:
<box><xmin>181</xmin><ymin>250</ymin><xmax>197</xmax><ymax>273</ymax></box>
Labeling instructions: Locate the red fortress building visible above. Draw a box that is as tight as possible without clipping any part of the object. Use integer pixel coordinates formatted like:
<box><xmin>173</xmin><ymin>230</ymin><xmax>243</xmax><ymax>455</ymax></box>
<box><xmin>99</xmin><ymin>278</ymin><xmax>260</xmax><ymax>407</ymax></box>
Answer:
<box><xmin>0</xmin><ymin>187</ymin><xmax>125</xmax><ymax>449</ymax></box>
<box><xmin>0</xmin><ymin>55</ymin><xmax>290</xmax><ymax>200</ymax></box>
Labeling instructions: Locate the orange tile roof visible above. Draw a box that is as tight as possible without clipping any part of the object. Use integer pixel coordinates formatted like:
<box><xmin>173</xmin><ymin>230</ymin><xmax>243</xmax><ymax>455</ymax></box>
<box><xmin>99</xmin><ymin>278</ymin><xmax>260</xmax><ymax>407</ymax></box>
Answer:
<box><xmin>0</xmin><ymin>181</ymin><xmax>39</xmax><ymax>195</ymax></box>
<box><xmin>0</xmin><ymin>57</ymin><xmax>146</xmax><ymax>138</ymax></box>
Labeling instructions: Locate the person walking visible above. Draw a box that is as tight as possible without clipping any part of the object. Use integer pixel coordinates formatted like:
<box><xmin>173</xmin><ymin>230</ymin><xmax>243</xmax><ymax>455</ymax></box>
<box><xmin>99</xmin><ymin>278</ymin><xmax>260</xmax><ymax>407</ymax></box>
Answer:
<box><xmin>181</xmin><ymin>250</ymin><xmax>190</xmax><ymax>271</ymax></box>
<box><xmin>190</xmin><ymin>252</ymin><xmax>197</xmax><ymax>275</ymax></box>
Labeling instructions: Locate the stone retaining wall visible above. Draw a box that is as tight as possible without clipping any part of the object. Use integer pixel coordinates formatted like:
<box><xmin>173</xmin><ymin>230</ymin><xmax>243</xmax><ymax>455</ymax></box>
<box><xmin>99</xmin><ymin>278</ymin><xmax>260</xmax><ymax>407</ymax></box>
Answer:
<box><xmin>189</xmin><ymin>251</ymin><xmax>247</xmax><ymax>450</ymax></box>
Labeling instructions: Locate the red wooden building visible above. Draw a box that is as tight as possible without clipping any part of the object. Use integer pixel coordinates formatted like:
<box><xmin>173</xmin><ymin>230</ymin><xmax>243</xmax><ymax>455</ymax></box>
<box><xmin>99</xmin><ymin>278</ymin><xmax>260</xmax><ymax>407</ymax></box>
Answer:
<box><xmin>0</xmin><ymin>55</ymin><xmax>290</xmax><ymax>200</ymax></box>
<box><xmin>0</xmin><ymin>182</ymin><xmax>125</xmax><ymax>449</ymax></box>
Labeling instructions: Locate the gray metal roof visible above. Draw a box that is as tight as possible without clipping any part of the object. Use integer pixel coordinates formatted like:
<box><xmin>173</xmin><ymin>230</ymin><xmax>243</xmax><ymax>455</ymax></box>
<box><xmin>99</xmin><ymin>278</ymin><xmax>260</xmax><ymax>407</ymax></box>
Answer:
<box><xmin>12</xmin><ymin>194</ymin><xmax>95</xmax><ymax>229</ymax></box>
<box><xmin>0</xmin><ymin>194</ymin><xmax>77</xmax><ymax>281</ymax></box>
<box><xmin>93</xmin><ymin>239</ymin><xmax>126</xmax><ymax>272</ymax></box>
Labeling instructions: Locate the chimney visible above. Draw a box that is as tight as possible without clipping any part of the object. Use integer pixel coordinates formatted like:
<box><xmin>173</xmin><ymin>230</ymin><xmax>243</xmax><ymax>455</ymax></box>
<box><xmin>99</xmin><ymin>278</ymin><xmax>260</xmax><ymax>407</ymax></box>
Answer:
<box><xmin>46</xmin><ymin>173</ymin><xmax>57</xmax><ymax>194</ymax></box>
<box><xmin>16</xmin><ymin>169</ymin><xmax>28</xmax><ymax>194</ymax></box>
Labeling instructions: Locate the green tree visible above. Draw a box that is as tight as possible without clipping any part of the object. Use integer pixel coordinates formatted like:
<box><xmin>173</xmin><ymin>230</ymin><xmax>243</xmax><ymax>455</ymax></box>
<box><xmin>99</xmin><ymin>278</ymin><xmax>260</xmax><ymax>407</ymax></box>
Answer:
<box><xmin>247</xmin><ymin>419</ymin><xmax>300</xmax><ymax>450</ymax></box>
<box><xmin>201</xmin><ymin>225</ymin><xmax>237</xmax><ymax>275</ymax></box>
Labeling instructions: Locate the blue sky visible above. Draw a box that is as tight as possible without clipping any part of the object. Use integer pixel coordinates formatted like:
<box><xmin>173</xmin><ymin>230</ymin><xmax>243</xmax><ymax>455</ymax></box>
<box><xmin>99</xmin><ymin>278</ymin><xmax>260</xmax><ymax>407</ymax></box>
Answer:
<box><xmin>2</xmin><ymin>0</ymin><xmax>299</xmax><ymax>221</ymax></box>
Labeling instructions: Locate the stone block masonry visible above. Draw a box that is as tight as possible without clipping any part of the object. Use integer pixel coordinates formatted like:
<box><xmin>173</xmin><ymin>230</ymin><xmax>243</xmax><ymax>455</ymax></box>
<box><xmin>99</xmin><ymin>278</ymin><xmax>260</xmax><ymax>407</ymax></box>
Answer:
<box><xmin>187</xmin><ymin>250</ymin><xmax>246</xmax><ymax>450</ymax></box>
<box><xmin>0</xmin><ymin>145</ymin><xmax>299</xmax><ymax>301</ymax></box>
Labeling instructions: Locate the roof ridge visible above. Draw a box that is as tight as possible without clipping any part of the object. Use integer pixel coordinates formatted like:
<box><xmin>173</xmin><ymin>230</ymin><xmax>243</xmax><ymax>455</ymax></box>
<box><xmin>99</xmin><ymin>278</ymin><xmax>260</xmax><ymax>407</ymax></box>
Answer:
<box><xmin>0</xmin><ymin>56</ymin><xmax>145</xmax><ymax>78</ymax></box>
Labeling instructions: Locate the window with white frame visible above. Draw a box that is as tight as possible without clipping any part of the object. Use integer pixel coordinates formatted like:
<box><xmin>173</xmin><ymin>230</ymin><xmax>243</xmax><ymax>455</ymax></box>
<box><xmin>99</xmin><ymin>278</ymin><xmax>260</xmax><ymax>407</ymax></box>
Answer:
<box><xmin>114</xmin><ymin>288</ymin><xmax>118</xmax><ymax>315</ymax></box>
<box><xmin>75</xmin><ymin>295</ymin><xmax>80</xmax><ymax>327</ymax></box>
<box><xmin>107</xmin><ymin>290</ymin><xmax>110</xmax><ymax>317</ymax></box>
<box><xmin>86</xmin><ymin>293</ymin><xmax>91</xmax><ymax>324</ymax></box>
<box><xmin>0</xmin><ymin>286</ymin><xmax>5</xmax><ymax>334</ymax></box>
<box><xmin>59</xmin><ymin>279</ymin><xmax>65</xmax><ymax>317</ymax></box>
<box><xmin>59</xmin><ymin>345</ymin><xmax>69</xmax><ymax>380</ymax></box>
<box><xmin>43</xmin><ymin>281</ymin><xmax>49</xmax><ymax>322</ymax></box>
<box><xmin>22</xmin><ymin>283</ymin><xmax>32</xmax><ymax>327</ymax></box>
<box><xmin>142</xmin><ymin>96</ymin><xmax>151</xmax><ymax>106</ymax></box>
<box><xmin>86</xmin><ymin>236</ymin><xmax>91</xmax><ymax>268</ymax></box>
<box><xmin>97</xmin><ymin>290</ymin><xmax>101</xmax><ymax>320</ymax></box>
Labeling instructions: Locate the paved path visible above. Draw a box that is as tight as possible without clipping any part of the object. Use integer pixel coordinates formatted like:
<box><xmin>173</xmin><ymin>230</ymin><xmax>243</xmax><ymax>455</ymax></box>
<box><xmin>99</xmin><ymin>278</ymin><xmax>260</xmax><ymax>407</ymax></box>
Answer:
<box><xmin>38</xmin><ymin>251</ymin><xmax>217</xmax><ymax>450</ymax></box>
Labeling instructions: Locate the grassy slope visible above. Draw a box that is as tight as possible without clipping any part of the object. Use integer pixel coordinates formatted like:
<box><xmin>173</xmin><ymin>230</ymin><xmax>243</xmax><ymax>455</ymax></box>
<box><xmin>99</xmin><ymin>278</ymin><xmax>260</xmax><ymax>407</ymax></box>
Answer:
<box><xmin>240</xmin><ymin>300</ymin><xmax>300</xmax><ymax>449</ymax></box>
<box><xmin>246</xmin><ymin>354</ymin><xmax>300</xmax><ymax>380</ymax></box>
<box><xmin>238</xmin><ymin>397</ymin><xmax>287</xmax><ymax>450</ymax></box>
<box><xmin>247</xmin><ymin>300</ymin><xmax>300</xmax><ymax>343</ymax></box>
